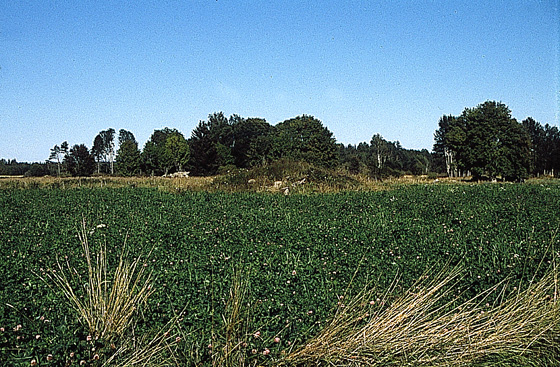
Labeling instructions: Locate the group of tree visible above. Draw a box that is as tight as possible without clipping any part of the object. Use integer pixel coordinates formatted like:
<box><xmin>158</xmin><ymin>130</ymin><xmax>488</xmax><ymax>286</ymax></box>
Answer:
<box><xmin>338</xmin><ymin>135</ymin><xmax>433</xmax><ymax>178</ymax></box>
<box><xmin>42</xmin><ymin>128</ymin><xmax>187</xmax><ymax>177</ymax></box>
<box><xmin>0</xmin><ymin>159</ymin><xmax>49</xmax><ymax>177</ymax></box>
<box><xmin>188</xmin><ymin>113</ymin><xmax>337</xmax><ymax>175</ymax></box>
<box><xmin>2</xmin><ymin>100</ymin><xmax>557</xmax><ymax>181</ymax></box>
<box><xmin>433</xmin><ymin>101</ymin><xmax>560</xmax><ymax>181</ymax></box>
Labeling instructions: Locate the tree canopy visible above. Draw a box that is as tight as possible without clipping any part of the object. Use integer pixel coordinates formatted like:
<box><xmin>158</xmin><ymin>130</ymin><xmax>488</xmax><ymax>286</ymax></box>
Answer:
<box><xmin>273</xmin><ymin>115</ymin><xmax>338</xmax><ymax>168</ymax></box>
<box><xmin>434</xmin><ymin>101</ymin><xmax>532</xmax><ymax>181</ymax></box>
<box><xmin>19</xmin><ymin>102</ymin><xmax>558</xmax><ymax>180</ymax></box>
<box><xmin>64</xmin><ymin>144</ymin><xmax>95</xmax><ymax>177</ymax></box>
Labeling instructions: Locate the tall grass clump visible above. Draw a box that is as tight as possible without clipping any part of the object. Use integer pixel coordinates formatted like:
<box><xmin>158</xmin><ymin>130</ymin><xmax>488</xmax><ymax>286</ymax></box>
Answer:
<box><xmin>42</xmin><ymin>222</ymin><xmax>183</xmax><ymax>366</ymax></box>
<box><xmin>208</xmin><ymin>270</ymin><xmax>255</xmax><ymax>367</ymax></box>
<box><xmin>283</xmin><ymin>264</ymin><xmax>559</xmax><ymax>367</ymax></box>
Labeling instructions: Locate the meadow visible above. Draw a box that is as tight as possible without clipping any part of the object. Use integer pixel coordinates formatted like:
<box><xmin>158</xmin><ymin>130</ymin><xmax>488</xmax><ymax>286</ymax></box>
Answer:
<box><xmin>0</xmin><ymin>180</ymin><xmax>559</xmax><ymax>366</ymax></box>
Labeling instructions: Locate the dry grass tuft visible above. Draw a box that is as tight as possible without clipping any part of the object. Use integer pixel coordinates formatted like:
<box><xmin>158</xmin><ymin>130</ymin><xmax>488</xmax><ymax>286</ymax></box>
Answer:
<box><xmin>282</xmin><ymin>265</ymin><xmax>560</xmax><ymax>367</ymax></box>
<box><xmin>42</xmin><ymin>221</ymin><xmax>186</xmax><ymax>366</ymax></box>
<box><xmin>46</xmin><ymin>222</ymin><xmax>154</xmax><ymax>342</ymax></box>
<box><xmin>210</xmin><ymin>270</ymin><xmax>258</xmax><ymax>367</ymax></box>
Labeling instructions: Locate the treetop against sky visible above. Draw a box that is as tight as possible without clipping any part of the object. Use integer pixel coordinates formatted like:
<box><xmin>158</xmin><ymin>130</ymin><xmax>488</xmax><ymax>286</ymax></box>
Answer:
<box><xmin>1</xmin><ymin>1</ymin><xmax>557</xmax><ymax>162</ymax></box>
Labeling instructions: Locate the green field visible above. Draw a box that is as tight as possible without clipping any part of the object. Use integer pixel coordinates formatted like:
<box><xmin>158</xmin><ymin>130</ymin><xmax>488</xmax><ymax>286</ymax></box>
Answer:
<box><xmin>1</xmin><ymin>182</ymin><xmax>559</xmax><ymax>366</ymax></box>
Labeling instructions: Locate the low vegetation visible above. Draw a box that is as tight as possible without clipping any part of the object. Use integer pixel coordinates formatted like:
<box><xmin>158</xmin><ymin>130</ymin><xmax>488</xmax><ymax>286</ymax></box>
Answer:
<box><xmin>1</xmin><ymin>181</ymin><xmax>559</xmax><ymax>365</ymax></box>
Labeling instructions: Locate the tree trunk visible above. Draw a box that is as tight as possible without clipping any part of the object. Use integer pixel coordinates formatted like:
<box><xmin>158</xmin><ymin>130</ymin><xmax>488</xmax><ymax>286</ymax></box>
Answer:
<box><xmin>109</xmin><ymin>151</ymin><xmax>114</xmax><ymax>175</ymax></box>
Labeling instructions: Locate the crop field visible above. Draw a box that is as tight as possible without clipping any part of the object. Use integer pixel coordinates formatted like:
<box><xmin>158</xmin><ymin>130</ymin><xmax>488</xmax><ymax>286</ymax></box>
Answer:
<box><xmin>1</xmin><ymin>182</ymin><xmax>559</xmax><ymax>366</ymax></box>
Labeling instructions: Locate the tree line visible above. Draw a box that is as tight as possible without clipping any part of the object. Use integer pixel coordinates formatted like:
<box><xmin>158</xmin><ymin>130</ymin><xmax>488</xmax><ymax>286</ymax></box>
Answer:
<box><xmin>1</xmin><ymin>101</ymin><xmax>558</xmax><ymax>181</ymax></box>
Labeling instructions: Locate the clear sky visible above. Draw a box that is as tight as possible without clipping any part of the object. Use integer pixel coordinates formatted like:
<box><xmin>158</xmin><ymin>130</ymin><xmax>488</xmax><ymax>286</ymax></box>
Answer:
<box><xmin>1</xmin><ymin>0</ymin><xmax>558</xmax><ymax>162</ymax></box>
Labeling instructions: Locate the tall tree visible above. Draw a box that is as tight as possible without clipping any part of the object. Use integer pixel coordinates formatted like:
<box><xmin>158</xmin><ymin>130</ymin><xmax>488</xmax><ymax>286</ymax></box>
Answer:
<box><xmin>522</xmin><ymin>117</ymin><xmax>546</xmax><ymax>176</ymax></box>
<box><xmin>230</xmin><ymin>116</ymin><xmax>274</xmax><ymax>168</ymax></box>
<box><xmin>188</xmin><ymin>112</ymin><xmax>234</xmax><ymax>175</ymax></box>
<box><xmin>273</xmin><ymin>115</ymin><xmax>338</xmax><ymax>168</ymax></box>
<box><xmin>370</xmin><ymin>134</ymin><xmax>390</xmax><ymax>171</ymax></box>
<box><xmin>118</xmin><ymin>129</ymin><xmax>136</xmax><ymax>146</ymax></box>
<box><xmin>163</xmin><ymin>132</ymin><xmax>190</xmax><ymax>173</ymax></box>
<box><xmin>64</xmin><ymin>144</ymin><xmax>95</xmax><ymax>177</ymax></box>
<box><xmin>116</xmin><ymin>140</ymin><xmax>141</xmax><ymax>176</ymax></box>
<box><xmin>543</xmin><ymin>124</ymin><xmax>560</xmax><ymax>176</ymax></box>
<box><xmin>141</xmin><ymin>127</ymin><xmax>181</xmax><ymax>176</ymax></box>
<box><xmin>444</xmin><ymin>101</ymin><xmax>531</xmax><ymax>181</ymax></box>
<box><xmin>92</xmin><ymin>135</ymin><xmax>104</xmax><ymax>174</ymax></box>
<box><xmin>92</xmin><ymin>129</ymin><xmax>116</xmax><ymax>174</ymax></box>
<box><xmin>434</xmin><ymin>115</ymin><xmax>461</xmax><ymax>177</ymax></box>
<box><xmin>48</xmin><ymin>141</ymin><xmax>69</xmax><ymax>176</ymax></box>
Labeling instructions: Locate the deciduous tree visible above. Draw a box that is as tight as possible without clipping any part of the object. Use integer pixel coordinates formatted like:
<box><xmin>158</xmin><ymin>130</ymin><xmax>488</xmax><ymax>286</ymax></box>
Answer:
<box><xmin>92</xmin><ymin>129</ymin><xmax>116</xmax><ymax>174</ymax></box>
<box><xmin>188</xmin><ymin>112</ymin><xmax>234</xmax><ymax>175</ymax></box>
<box><xmin>48</xmin><ymin>141</ymin><xmax>69</xmax><ymax>176</ymax></box>
<box><xmin>164</xmin><ymin>132</ymin><xmax>190</xmax><ymax>173</ymax></box>
<box><xmin>273</xmin><ymin>115</ymin><xmax>338</xmax><ymax>168</ymax></box>
<box><xmin>444</xmin><ymin>101</ymin><xmax>531</xmax><ymax>181</ymax></box>
<box><xmin>141</xmin><ymin>127</ymin><xmax>181</xmax><ymax>176</ymax></box>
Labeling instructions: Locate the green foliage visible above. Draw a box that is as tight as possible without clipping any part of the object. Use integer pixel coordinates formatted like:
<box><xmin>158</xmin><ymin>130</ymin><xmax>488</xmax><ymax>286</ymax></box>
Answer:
<box><xmin>273</xmin><ymin>115</ymin><xmax>338</xmax><ymax>168</ymax></box>
<box><xmin>1</xmin><ymin>184</ymin><xmax>559</xmax><ymax>365</ymax></box>
<box><xmin>116</xmin><ymin>140</ymin><xmax>141</xmax><ymax>176</ymax></box>
<box><xmin>141</xmin><ymin>127</ymin><xmax>184</xmax><ymax>176</ymax></box>
<box><xmin>188</xmin><ymin>112</ymin><xmax>234</xmax><ymax>175</ymax></box>
<box><xmin>92</xmin><ymin>129</ymin><xmax>116</xmax><ymax>175</ymax></box>
<box><xmin>340</xmin><ymin>137</ymin><xmax>434</xmax><ymax>178</ymax></box>
<box><xmin>523</xmin><ymin>118</ymin><xmax>560</xmax><ymax>177</ymax></box>
<box><xmin>438</xmin><ymin>101</ymin><xmax>532</xmax><ymax>181</ymax></box>
<box><xmin>48</xmin><ymin>142</ymin><xmax>69</xmax><ymax>177</ymax></box>
<box><xmin>0</xmin><ymin>160</ymin><xmax>49</xmax><ymax>177</ymax></box>
<box><xmin>23</xmin><ymin>163</ymin><xmax>49</xmax><ymax>177</ymax></box>
<box><xmin>117</xmin><ymin>129</ymin><xmax>136</xmax><ymax>147</ymax></box>
<box><xmin>64</xmin><ymin>144</ymin><xmax>96</xmax><ymax>177</ymax></box>
<box><xmin>163</xmin><ymin>133</ymin><xmax>190</xmax><ymax>173</ymax></box>
<box><xmin>232</xmin><ymin>117</ymin><xmax>275</xmax><ymax>168</ymax></box>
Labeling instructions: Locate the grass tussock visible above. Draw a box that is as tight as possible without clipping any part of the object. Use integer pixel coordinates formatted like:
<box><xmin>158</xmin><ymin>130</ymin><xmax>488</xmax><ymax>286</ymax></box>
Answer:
<box><xmin>46</xmin><ymin>223</ymin><xmax>154</xmax><ymax>342</ymax></box>
<box><xmin>282</xmin><ymin>265</ymin><xmax>559</xmax><ymax>367</ymax></box>
<box><xmin>210</xmin><ymin>271</ymin><xmax>256</xmax><ymax>367</ymax></box>
<box><xmin>42</xmin><ymin>222</ymin><xmax>184</xmax><ymax>366</ymax></box>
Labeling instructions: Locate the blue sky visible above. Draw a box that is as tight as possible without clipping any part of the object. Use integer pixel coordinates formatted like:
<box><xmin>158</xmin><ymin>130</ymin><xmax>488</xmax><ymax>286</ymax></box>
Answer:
<box><xmin>1</xmin><ymin>0</ymin><xmax>558</xmax><ymax>162</ymax></box>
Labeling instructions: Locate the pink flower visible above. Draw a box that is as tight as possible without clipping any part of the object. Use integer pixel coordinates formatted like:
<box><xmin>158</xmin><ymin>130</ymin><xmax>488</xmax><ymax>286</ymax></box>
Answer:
<box><xmin>253</xmin><ymin>331</ymin><xmax>261</xmax><ymax>338</ymax></box>
<box><xmin>274</xmin><ymin>337</ymin><xmax>281</xmax><ymax>343</ymax></box>
<box><xmin>263</xmin><ymin>348</ymin><xmax>270</xmax><ymax>355</ymax></box>
<box><xmin>292</xmin><ymin>270</ymin><xmax>297</xmax><ymax>275</ymax></box>
<box><xmin>175</xmin><ymin>336</ymin><xmax>181</xmax><ymax>342</ymax></box>
<box><xmin>369</xmin><ymin>300</ymin><xmax>375</xmax><ymax>305</ymax></box>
